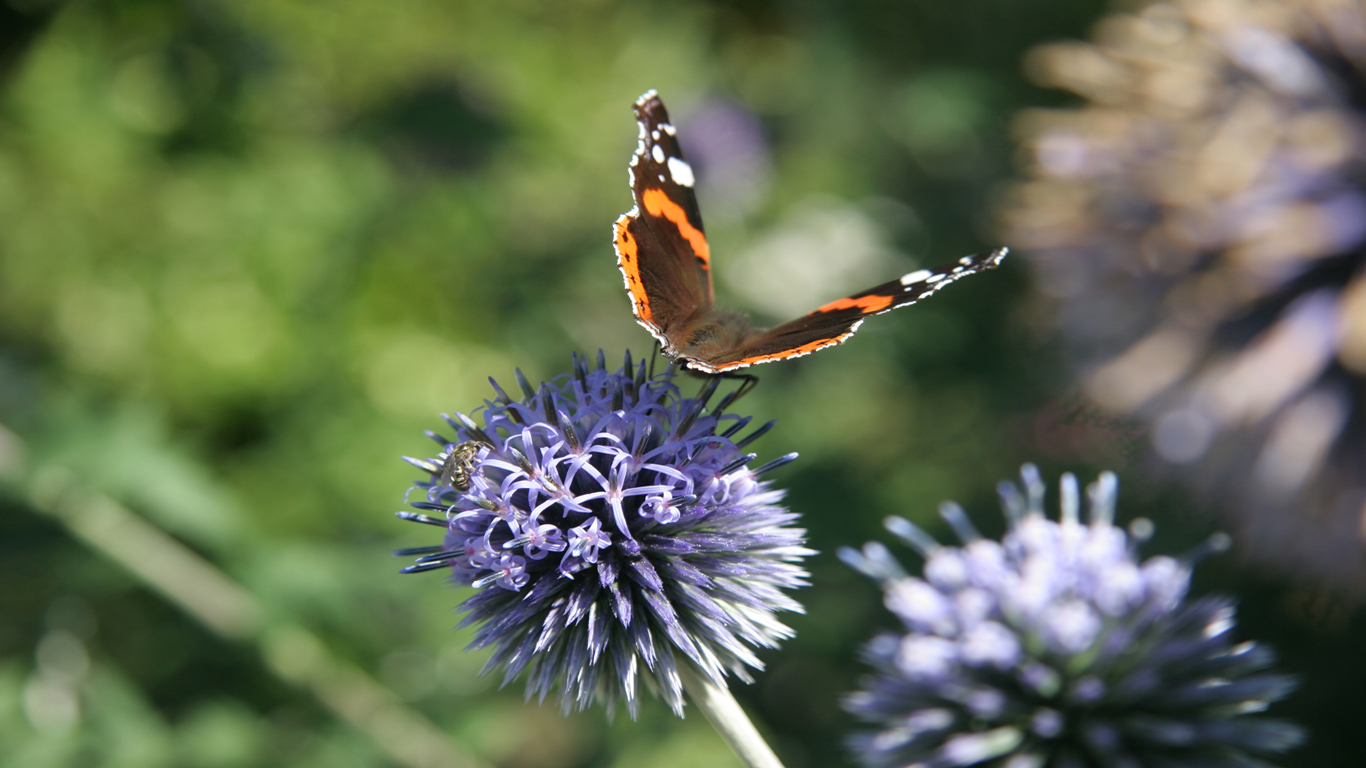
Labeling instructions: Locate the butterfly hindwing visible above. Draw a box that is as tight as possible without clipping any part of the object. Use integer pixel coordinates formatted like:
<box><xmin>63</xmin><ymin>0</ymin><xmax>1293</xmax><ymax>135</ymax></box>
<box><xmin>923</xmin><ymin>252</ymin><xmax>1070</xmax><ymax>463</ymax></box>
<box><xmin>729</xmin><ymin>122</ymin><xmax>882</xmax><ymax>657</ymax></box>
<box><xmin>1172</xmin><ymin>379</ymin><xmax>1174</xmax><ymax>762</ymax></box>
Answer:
<box><xmin>702</xmin><ymin>248</ymin><xmax>1009</xmax><ymax>371</ymax></box>
<box><xmin>613</xmin><ymin>90</ymin><xmax>714</xmax><ymax>344</ymax></box>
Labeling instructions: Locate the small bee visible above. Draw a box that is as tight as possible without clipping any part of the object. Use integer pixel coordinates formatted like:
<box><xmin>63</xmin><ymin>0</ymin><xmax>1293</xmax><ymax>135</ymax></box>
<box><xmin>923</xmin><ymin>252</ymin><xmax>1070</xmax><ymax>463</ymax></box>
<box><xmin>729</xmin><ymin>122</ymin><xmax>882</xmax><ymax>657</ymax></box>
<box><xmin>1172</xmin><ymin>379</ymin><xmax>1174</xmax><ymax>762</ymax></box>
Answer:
<box><xmin>436</xmin><ymin>441</ymin><xmax>483</xmax><ymax>492</ymax></box>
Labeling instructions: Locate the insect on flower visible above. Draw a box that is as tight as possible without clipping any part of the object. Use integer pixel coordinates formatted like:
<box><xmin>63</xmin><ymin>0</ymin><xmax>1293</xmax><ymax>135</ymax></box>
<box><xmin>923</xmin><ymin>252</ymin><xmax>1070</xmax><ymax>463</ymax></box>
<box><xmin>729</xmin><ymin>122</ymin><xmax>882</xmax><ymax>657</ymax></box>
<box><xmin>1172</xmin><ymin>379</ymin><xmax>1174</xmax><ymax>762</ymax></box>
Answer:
<box><xmin>435</xmin><ymin>440</ymin><xmax>482</xmax><ymax>493</ymax></box>
<box><xmin>394</xmin><ymin>351</ymin><xmax>812</xmax><ymax>717</ymax></box>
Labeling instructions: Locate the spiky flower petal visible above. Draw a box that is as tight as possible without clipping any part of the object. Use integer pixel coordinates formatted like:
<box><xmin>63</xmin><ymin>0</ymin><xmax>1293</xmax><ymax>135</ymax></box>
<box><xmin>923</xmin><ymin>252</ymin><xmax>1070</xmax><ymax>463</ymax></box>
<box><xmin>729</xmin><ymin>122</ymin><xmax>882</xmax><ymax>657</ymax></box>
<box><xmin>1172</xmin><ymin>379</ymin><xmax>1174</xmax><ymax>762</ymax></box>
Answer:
<box><xmin>842</xmin><ymin>466</ymin><xmax>1303</xmax><ymax>768</ymax></box>
<box><xmin>396</xmin><ymin>352</ymin><xmax>811</xmax><ymax>716</ymax></box>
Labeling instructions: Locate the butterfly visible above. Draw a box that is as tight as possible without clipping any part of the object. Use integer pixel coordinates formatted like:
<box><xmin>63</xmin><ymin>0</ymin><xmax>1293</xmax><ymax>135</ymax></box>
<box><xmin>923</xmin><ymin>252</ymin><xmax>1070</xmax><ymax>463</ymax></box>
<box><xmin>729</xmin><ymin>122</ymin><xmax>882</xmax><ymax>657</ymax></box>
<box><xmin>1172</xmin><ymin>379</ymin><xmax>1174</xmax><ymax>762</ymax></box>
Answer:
<box><xmin>613</xmin><ymin>90</ymin><xmax>1008</xmax><ymax>374</ymax></box>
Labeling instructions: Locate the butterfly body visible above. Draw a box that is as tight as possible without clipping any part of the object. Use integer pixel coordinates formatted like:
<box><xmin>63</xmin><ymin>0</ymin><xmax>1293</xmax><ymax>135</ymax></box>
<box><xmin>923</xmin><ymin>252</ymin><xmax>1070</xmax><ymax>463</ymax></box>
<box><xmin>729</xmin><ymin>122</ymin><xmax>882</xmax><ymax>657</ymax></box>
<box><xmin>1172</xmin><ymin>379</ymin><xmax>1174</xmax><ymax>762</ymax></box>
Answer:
<box><xmin>661</xmin><ymin>308</ymin><xmax>755</xmax><ymax>364</ymax></box>
<box><xmin>614</xmin><ymin>90</ymin><xmax>1007</xmax><ymax>374</ymax></box>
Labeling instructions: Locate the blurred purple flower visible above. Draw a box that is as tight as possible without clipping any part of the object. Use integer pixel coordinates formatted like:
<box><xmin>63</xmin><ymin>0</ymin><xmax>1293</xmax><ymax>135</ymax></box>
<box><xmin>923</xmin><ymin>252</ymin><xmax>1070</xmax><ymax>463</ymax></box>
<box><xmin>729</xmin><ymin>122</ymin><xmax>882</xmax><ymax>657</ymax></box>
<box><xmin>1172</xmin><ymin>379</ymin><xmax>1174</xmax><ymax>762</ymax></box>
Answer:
<box><xmin>677</xmin><ymin>97</ymin><xmax>772</xmax><ymax>217</ymax></box>
<box><xmin>1002</xmin><ymin>0</ymin><xmax>1366</xmax><ymax>600</ymax></box>
<box><xmin>395</xmin><ymin>351</ymin><xmax>811</xmax><ymax>716</ymax></box>
<box><xmin>842</xmin><ymin>466</ymin><xmax>1302</xmax><ymax>768</ymax></box>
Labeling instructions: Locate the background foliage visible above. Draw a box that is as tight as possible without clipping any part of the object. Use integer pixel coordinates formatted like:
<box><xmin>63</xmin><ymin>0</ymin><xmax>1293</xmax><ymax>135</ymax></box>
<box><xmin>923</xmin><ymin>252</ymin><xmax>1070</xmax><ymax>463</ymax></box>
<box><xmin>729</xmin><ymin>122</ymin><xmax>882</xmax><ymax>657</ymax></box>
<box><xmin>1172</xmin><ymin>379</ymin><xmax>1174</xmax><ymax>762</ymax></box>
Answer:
<box><xmin>0</xmin><ymin>1</ymin><xmax>1360</xmax><ymax>766</ymax></box>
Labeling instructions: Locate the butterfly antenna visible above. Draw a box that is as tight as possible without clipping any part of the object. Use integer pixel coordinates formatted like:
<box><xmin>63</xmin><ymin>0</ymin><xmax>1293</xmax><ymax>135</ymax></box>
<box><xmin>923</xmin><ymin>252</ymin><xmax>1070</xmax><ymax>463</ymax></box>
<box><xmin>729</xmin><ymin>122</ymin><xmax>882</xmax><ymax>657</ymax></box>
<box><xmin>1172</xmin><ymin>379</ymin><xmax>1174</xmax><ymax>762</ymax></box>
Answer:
<box><xmin>649</xmin><ymin>340</ymin><xmax>661</xmax><ymax>379</ymax></box>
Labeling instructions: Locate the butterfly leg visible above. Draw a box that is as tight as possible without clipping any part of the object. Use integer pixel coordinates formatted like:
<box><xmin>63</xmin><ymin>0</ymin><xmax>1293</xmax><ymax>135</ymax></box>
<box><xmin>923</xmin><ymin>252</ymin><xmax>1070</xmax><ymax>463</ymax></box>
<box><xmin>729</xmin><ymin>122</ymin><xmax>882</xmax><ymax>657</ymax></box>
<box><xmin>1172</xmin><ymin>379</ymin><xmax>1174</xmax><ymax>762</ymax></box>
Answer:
<box><xmin>712</xmin><ymin>372</ymin><xmax>759</xmax><ymax>413</ymax></box>
<box><xmin>649</xmin><ymin>340</ymin><xmax>662</xmax><ymax>379</ymax></box>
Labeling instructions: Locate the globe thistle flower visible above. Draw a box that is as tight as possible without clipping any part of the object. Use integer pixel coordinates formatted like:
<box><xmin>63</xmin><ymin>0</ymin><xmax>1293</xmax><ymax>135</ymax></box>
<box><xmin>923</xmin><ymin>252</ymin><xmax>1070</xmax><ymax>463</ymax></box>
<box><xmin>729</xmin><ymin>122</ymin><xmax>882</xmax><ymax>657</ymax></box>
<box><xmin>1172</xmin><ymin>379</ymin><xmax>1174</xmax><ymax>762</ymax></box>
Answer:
<box><xmin>395</xmin><ymin>351</ymin><xmax>811</xmax><ymax>718</ymax></box>
<box><xmin>1001</xmin><ymin>0</ymin><xmax>1366</xmax><ymax>597</ymax></box>
<box><xmin>841</xmin><ymin>466</ymin><xmax>1303</xmax><ymax>768</ymax></box>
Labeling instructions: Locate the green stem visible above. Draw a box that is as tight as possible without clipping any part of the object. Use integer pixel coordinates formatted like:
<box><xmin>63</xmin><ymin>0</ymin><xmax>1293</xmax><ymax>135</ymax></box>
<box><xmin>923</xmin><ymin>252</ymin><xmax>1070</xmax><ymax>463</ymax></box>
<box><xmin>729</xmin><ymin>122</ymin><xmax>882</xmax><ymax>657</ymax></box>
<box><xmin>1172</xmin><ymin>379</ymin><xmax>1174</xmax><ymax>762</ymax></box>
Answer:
<box><xmin>678</xmin><ymin>663</ymin><xmax>786</xmax><ymax>768</ymax></box>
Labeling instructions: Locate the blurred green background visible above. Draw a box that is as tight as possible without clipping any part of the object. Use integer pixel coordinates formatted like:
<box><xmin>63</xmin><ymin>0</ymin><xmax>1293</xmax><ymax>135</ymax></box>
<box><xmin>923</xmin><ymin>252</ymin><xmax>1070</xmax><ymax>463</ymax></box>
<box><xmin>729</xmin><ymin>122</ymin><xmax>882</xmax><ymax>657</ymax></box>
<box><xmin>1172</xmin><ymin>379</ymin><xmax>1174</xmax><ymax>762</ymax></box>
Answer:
<box><xmin>0</xmin><ymin>0</ymin><xmax>1361</xmax><ymax>766</ymax></box>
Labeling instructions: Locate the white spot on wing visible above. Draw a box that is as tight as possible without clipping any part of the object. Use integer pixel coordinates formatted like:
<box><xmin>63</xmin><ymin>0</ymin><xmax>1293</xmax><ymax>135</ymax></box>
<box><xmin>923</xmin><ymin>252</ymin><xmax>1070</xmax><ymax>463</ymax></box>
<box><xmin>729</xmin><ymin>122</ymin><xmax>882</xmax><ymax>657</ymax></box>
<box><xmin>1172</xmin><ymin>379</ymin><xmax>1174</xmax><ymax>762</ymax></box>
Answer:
<box><xmin>652</xmin><ymin>129</ymin><xmax>661</xmax><ymax>140</ymax></box>
<box><xmin>651</xmin><ymin>144</ymin><xmax>666</xmax><ymax>164</ymax></box>
<box><xmin>667</xmin><ymin>157</ymin><xmax>695</xmax><ymax>187</ymax></box>
<box><xmin>900</xmin><ymin>269</ymin><xmax>932</xmax><ymax>286</ymax></box>
<box><xmin>661</xmin><ymin>123</ymin><xmax>677</xmax><ymax>136</ymax></box>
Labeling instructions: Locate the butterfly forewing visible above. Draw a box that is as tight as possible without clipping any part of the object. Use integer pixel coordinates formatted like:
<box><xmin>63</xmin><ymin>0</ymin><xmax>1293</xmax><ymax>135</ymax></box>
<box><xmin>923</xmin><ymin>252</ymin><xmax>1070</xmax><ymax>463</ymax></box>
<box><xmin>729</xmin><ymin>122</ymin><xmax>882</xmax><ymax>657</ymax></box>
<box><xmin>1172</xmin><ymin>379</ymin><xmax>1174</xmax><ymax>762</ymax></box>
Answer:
<box><xmin>613</xmin><ymin>91</ymin><xmax>714</xmax><ymax>341</ymax></box>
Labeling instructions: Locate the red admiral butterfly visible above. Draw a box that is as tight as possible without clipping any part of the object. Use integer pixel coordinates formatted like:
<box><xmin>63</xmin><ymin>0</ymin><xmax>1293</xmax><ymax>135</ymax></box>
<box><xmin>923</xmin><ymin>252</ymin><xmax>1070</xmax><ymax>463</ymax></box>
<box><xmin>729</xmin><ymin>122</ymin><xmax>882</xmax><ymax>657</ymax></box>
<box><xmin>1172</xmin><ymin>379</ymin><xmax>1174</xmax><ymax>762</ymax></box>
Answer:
<box><xmin>613</xmin><ymin>90</ymin><xmax>1008</xmax><ymax>374</ymax></box>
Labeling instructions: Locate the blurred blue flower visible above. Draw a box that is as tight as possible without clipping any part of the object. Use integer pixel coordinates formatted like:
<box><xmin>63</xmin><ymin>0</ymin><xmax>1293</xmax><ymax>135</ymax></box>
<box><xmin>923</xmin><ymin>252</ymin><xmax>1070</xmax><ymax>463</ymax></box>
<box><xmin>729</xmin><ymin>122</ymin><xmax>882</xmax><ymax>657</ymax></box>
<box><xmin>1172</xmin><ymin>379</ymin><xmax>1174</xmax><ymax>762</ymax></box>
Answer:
<box><xmin>1004</xmin><ymin>0</ymin><xmax>1366</xmax><ymax>600</ymax></box>
<box><xmin>842</xmin><ymin>466</ymin><xmax>1303</xmax><ymax>768</ymax></box>
<box><xmin>396</xmin><ymin>351</ymin><xmax>811</xmax><ymax>716</ymax></box>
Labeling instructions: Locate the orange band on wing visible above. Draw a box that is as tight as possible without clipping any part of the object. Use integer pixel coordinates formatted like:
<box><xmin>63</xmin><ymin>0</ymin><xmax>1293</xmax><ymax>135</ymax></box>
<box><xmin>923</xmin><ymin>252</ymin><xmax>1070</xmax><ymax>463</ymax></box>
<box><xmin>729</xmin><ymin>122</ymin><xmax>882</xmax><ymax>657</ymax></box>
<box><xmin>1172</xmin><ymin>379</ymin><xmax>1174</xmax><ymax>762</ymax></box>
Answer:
<box><xmin>694</xmin><ymin>333</ymin><xmax>853</xmax><ymax>373</ymax></box>
<box><xmin>614</xmin><ymin>217</ymin><xmax>652</xmax><ymax>322</ymax></box>
<box><xmin>641</xmin><ymin>188</ymin><xmax>710</xmax><ymax>266</ymax></box>
<box><xmin>616</xmin><ymin>219</ymin><xmax>638</xmax><ymax>262</ymax></box>
<box><xmin>816</xmin><ymin>294</ymin><xmax>894</xmax><ymax>314</ymax></box>
<box><xmin>753</xmin><ymin>336</ymin><xmax>841</xmax><ymax>358</ymax></box>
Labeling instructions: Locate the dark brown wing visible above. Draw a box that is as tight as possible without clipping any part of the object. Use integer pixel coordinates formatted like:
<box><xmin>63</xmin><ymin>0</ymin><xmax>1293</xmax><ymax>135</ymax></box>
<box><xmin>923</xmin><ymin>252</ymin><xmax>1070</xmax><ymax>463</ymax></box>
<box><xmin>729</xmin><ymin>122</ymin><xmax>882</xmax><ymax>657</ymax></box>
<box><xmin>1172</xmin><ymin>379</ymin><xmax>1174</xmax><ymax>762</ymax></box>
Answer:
<box><xmin>690</xmin><ymin>248</ymin><xmax>1009</xmax><ymax>372</ymax></box>
<box><xmin>613</xmin><ymin>90</ymin><xmax>714</xmax><ymax>345</ymax></box>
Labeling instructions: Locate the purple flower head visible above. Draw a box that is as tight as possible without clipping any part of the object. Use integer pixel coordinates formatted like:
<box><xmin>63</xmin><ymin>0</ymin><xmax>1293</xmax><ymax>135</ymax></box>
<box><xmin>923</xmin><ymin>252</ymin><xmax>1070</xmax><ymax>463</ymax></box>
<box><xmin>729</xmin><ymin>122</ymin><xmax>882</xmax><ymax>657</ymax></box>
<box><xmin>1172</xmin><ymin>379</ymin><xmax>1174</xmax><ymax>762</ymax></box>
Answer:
<box><xmin>395</xmin><ymin>351</ymin><xmax>811</xmax><ymax>716</ymax></box>
<box><xmin>842</xmin><ymin>466</ymin><xmax>1303</xmax><ymax>768</ymax></box>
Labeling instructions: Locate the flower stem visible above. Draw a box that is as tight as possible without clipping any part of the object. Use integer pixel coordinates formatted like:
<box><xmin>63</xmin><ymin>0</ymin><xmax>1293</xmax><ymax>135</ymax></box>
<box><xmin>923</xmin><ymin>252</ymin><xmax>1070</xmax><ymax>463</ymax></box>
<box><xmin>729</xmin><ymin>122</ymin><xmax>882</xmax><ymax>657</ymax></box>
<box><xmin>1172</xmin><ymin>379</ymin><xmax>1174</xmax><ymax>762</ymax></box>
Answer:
<box><xmin>678</xmin><ymin>663</ymin><xmax>786</xmax><ymax>768</ymax></box>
